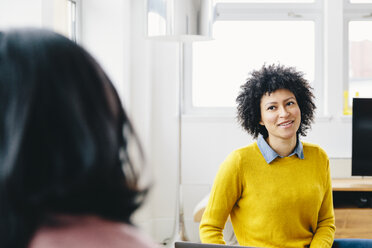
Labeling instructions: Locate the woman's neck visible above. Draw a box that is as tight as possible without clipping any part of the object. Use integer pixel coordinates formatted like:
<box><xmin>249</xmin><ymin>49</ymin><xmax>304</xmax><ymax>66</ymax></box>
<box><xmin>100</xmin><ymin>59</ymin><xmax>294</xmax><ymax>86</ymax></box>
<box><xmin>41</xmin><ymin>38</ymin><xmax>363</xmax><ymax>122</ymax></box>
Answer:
<box><xmin>266</xmin><ymin>135</ymin><xmax>297</xmax><ymax>157</ymax></box>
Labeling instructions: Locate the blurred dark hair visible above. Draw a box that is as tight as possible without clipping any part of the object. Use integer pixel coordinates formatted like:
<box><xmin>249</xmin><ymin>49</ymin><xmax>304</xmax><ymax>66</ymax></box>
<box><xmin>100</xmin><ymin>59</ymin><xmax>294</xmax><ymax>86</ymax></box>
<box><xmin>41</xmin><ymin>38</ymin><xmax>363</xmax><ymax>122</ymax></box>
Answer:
<box><xmin>236</xmin><ymin>64</ymin><xmax>316</xmax><ymax>138</ymax></box>
<box><xmin>0</xmin><ymin>28</ymin><xmax>147</xmax><ymax>248</ymax></box>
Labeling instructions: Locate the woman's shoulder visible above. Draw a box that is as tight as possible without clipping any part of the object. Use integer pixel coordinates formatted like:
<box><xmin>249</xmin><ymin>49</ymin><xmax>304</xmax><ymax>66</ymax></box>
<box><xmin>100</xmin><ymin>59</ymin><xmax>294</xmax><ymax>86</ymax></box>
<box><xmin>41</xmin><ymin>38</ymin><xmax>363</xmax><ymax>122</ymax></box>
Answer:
<box><xmin>28</xmin><ymin>215</ymin><xmax>157</xmax><ymax>248</ymax></box>
<box><xmin>233</xmin><ymin>142</ymin><xmax>259</xmax><ymax>156</ymax></box>
<box><xmin>219</xmin><ymin>142</ymin><xmax>260</xmax><ymax>169</ymax></box>
<box><xmin>301</xmin><ymin>141</ymin><xmax>328</xmax><ymax>159</ymax></box>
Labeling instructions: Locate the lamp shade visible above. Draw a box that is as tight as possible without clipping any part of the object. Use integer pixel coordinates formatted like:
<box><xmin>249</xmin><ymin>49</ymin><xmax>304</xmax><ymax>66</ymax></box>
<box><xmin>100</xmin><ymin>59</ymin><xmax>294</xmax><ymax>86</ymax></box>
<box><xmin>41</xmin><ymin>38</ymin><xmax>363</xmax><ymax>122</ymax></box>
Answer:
<box><xmin>146</xmin><ymin>0</ymin><xmax>214</xmax><ymax>42</ymax></box>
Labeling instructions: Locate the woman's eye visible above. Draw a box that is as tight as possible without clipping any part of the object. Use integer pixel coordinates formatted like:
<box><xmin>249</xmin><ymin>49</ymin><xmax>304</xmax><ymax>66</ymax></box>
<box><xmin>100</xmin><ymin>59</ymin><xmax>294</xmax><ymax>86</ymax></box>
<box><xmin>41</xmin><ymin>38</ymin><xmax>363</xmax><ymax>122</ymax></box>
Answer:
<box><xmin>267</xmin><ymin>106</ymin><xmax>276</xmax><ymax>110</ymax></box>
<box><xmin>287</xmin><ymin>101</ymin><xmax>295</xmax><ymax>106</ymax></box>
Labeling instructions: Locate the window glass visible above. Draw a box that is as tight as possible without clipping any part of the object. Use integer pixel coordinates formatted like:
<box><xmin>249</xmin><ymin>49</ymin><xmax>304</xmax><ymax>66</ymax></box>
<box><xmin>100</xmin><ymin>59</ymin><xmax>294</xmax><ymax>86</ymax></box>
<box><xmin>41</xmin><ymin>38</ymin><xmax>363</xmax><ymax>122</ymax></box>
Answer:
<box><xmin>192</xmin><ymin>20</ymin><xmax>315</xmax><ymax>107</ymax></box>
<box><xmin>348</xmin><ymin>21</ymin><xmax>372</xmax><ymax>106</ymax></box>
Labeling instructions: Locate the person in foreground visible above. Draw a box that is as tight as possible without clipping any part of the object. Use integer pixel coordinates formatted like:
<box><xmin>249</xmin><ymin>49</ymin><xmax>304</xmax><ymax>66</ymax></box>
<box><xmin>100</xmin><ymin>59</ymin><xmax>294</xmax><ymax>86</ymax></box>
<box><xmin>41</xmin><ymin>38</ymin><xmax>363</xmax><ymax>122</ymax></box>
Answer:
<box><xmin>199</xmin><ymin>64</ymin><xmax>335</xmax><ymax>248</ymax></box>
<box><xmin>0</xmin><ymin>28</ymin><xmax>155</xmax><ymax>248</ymax></box>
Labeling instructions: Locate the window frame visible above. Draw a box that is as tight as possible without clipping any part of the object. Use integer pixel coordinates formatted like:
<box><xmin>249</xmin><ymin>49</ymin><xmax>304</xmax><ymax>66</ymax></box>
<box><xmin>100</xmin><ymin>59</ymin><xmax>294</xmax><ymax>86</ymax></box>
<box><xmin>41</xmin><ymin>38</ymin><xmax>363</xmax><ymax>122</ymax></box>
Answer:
<box><xmin>184</xmin><ymin>1</ymin><xmax>324</xmax><ymax>116</ymax></box>
<box><xmin>67</xmin><ymin>0</ymin><xmax>81</xmax><ymax>42</ymax></box>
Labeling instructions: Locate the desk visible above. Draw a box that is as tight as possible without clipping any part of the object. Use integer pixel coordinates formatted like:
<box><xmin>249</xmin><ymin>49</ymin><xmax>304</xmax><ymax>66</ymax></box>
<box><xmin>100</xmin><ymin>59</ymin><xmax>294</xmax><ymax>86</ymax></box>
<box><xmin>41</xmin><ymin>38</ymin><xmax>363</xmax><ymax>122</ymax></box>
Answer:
<box><xmin>332</xmin><ymin>178</ymin><xmax>372</xmax><ymax>192</ymax></box>
<box><xmin>332</xmin><ymin>178</ymin><xmax>372</xmax><ymax>239</ymax></box>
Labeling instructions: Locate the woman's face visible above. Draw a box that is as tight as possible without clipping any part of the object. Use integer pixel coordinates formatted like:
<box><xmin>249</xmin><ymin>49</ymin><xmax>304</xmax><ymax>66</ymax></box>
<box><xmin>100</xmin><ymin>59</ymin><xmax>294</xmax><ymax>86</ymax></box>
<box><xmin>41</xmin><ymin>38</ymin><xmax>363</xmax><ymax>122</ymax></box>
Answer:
<box><xmin>259</xmin><ymin>89</ymin><xmax>301</xmax><ymax>142</ymax></box>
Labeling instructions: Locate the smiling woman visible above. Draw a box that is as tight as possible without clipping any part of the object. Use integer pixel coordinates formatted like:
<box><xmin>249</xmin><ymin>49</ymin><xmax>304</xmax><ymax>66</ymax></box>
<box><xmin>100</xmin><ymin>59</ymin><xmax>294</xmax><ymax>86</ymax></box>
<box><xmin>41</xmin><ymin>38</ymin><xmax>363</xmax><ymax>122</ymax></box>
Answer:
<box><xmin>199</xmin><ymin>64</ymin><xmax>335</xmax><ymax>248</ymax></box>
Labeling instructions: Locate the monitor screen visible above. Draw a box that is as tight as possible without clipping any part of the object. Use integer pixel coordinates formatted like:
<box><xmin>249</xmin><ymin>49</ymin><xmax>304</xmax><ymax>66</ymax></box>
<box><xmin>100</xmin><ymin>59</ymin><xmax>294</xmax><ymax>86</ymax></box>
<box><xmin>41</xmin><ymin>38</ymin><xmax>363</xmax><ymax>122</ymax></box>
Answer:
<box><xmin>352</xmin><ymin>98</ymin><xmax>372</xmax><ymax>176</ymax></box>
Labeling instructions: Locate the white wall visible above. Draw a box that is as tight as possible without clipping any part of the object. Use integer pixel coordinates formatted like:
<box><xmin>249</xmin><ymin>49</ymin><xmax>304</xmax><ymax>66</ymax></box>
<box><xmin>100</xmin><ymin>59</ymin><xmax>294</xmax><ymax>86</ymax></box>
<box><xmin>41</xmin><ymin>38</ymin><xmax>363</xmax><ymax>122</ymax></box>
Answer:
<box><xmin>79</xmin><ymin>0</ymin><xmax>129</xmax><ymax>109</ymax></box>
<box><xmin>0</xmin><ymin>0</ymin><xmax>42</xmax><ymax>29</ymax></box>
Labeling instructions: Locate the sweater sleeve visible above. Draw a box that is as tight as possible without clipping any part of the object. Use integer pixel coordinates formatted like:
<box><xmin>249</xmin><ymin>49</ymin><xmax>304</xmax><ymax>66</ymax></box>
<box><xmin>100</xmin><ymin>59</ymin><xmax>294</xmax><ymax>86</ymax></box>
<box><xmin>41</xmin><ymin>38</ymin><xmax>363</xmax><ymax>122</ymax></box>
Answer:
<box><xmin>310</xmin><ymin>158</ymin><xmax>336</xmax><ymax>248</ymax></box>
<box><xmin>199</xmin><ymin>151</ymin><xmax>242</xmax><ymax>244</ymax></box>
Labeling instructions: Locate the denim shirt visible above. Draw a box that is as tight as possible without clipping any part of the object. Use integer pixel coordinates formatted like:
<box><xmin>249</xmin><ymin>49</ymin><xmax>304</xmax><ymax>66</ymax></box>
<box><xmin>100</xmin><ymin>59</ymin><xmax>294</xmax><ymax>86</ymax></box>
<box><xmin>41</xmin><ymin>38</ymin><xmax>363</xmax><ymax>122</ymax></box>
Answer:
<box><xmin>257</xmin><ymin>135</ymin><xmax>304</xmax><ymax>164</ymax></box>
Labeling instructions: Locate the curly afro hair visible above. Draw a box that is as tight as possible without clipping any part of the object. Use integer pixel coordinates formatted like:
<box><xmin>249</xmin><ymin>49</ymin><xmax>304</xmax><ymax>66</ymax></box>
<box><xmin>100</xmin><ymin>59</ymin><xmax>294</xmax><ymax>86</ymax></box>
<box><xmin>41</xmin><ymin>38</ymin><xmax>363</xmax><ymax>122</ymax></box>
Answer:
<box><xmin>236</xmin><ymin>64</ymin><xmax>316</xmax><ymax>139</ymax></box>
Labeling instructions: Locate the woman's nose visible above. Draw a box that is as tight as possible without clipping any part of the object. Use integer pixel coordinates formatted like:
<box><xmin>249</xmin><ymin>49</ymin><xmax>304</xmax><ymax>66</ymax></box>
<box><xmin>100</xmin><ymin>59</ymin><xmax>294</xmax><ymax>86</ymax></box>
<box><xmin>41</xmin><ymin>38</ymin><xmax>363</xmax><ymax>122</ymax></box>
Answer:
<box><xmin>279</xmin><ymin>106</ymin><xmax>290</xmax><ymax>118</ymax></box>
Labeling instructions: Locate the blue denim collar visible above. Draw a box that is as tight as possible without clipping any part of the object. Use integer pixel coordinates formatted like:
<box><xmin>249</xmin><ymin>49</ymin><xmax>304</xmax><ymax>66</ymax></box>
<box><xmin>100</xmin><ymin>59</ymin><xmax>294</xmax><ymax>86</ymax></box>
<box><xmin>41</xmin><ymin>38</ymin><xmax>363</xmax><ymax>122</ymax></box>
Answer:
<box><xmin>257</xmin><ymin>135</ymin><xmax>304</xmax><ymax>164</ymax></box>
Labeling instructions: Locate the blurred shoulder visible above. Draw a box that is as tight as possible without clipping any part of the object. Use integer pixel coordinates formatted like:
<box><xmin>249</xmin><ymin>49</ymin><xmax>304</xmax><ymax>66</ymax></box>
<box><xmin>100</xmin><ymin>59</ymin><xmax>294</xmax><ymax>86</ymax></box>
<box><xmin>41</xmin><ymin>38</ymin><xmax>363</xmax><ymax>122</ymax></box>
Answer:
<box><xmin>28</xmin><ymin>215</ymin><xmax>157</xmax><ymax>248</ymax></box>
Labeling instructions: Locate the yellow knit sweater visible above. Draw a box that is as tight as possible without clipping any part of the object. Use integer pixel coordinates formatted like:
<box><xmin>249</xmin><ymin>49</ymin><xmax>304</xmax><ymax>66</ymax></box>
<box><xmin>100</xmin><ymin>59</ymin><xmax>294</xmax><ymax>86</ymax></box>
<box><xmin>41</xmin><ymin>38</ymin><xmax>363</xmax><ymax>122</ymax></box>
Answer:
<box><xmin>199</xmin><ymin>142</ymin><xmax>335</xmax><ymax>248</ymax></box>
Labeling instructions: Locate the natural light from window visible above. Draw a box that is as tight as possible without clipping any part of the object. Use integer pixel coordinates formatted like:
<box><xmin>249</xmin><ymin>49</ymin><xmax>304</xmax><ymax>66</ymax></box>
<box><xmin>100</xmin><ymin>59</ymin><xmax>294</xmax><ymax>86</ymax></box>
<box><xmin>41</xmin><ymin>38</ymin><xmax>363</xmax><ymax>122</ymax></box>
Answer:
<box><xmin>192</xmin><ymin>21</ymin><xmax>315</xmax><ymax>107</ymax></box>
<box><xmin>67</xmin><ymin>0</ymin><xmax>77</xmax><ymax>41</ymax></box>
<box><xmin>348</xmin><ymin>21</ymin><xmax>372</xmax><ymax>105</ymax></box>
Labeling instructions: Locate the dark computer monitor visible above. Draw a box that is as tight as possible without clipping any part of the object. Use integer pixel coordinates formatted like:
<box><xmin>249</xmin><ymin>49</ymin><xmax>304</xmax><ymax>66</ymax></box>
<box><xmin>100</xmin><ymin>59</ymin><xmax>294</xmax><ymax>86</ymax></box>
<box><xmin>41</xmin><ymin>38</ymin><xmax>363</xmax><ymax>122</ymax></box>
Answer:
<box><xmin>352</xmin><ymin>98</ymin><xmax>372</xmax><ymax>176</ymax></box>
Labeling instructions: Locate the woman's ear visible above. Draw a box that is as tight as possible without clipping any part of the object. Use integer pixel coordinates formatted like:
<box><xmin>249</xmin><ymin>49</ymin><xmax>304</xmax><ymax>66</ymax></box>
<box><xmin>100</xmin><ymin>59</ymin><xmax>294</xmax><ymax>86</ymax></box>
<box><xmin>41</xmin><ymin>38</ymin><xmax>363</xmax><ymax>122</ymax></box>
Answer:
<box><xmin>259</xmin><ymin>120</ymin><xmax>264</xmax><ymax>126</ymax></box>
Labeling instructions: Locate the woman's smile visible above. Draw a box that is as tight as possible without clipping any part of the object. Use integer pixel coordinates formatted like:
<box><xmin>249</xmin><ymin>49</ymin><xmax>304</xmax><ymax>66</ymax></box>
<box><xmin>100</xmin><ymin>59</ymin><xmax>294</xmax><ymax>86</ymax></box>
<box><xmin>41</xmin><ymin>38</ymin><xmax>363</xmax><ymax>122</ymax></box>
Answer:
<box><xmin>278</xmin><ymin>120</ymin><xmax>294</xmax><ymax>127</ymax></box>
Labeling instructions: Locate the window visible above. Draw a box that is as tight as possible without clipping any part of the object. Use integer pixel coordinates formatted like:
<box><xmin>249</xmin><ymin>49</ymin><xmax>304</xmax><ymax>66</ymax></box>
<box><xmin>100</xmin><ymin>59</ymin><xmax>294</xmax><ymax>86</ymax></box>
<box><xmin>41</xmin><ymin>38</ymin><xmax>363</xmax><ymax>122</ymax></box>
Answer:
<box><xmin>185</xmin><ymin>1</ymin><xmax>322</xmax><ymax>113</ymax></box>
<box><xmin>192</xmin><ymin>21</ymin><xmax>315</xmax><ymax>108</ymax></box>
<box><xmin>52</xmin><ymin>0</ymin><xmax>79</xmax><ymax>42</ymax></box>
<box><xmin>348</xmin><ymin>22</ymin><xmax>372</xmax><ymax>99</ymax></box>
<box><xmin>344</xmin><ymin>1</ymin><xmax>372</xmax><ymax>115</ymax></box>
<box><xmin>67</xmin><ymin>0</ymin><xmax>78</xmax><ymax>42</ymax></box>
